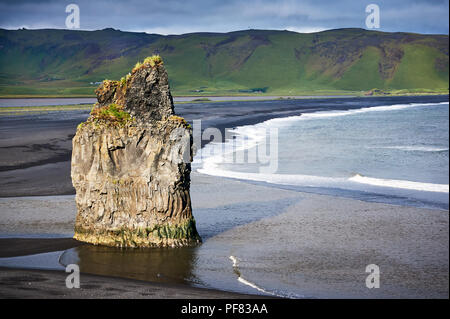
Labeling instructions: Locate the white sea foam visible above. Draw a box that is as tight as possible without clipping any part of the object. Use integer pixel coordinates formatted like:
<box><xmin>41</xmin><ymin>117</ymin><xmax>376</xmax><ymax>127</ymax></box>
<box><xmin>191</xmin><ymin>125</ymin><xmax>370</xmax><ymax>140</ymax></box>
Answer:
<box><xmin>370</xmin><ymin>145</ymin><xmax>449</xmax><ymax>152</ymax></box>
<box><xmin>229</xmin><ymin>256</ymin><xmax>286</xmax><ymax>297</ymax></box>
<box><xmin>229</xmin><ymin>255</ymin><xmax>238</xmax><ymax>267</ymax></box>
<box><xmin>195</xmin><ymin>101</ymin><xmax>449</xmax><ymax>195</ymax></box>
<box><xmin>199</xmin><ymin>160</ymin><xmax>449</xmax><ymax>193</ymax></box>
<box><xmin>349</xmin><ymin>174</ymin><xmax>449</xmax><ymax>193</ymax></box>
<box><xmin>297</xmin><ymin>101</ymin><xmax>449</xmax><ymax>120</ymax></box>
<box><xmin>228</xmin><ymin>101</ymin><xmax>448</xmax><ymax>126</ymax></box>
<box><xmin>195</xmin><ymin>101</ymin><xmax>449</xmax><ymax>167</ymax></box>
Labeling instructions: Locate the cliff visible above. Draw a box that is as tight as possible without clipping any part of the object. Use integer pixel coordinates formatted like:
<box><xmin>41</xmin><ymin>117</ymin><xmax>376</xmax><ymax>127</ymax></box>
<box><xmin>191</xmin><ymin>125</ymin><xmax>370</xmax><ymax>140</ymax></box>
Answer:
<box><xmin>71</xmin><ymin>56</ymin><xmax>201</xmax><ymax>247</ymax></box>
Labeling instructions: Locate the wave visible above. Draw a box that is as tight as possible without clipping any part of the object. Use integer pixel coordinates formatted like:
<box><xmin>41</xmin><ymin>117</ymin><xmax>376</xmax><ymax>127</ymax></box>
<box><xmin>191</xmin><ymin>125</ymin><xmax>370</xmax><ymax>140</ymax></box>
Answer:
<box><xmin>349</xmin><ymin>174</ymin><xmax>449</xmax><ymax>193</ymax></box>
<box><xmin>223</xmin><ymin>101</ymin><xmax>448</xmax><ymax>136</ymax></box>
<box><xmin>196</xmin><ymin>102</ymin><xmax>449</xmax><ymax>164</ymax></box>
<box><xmin>198</xmin><ymin>159</ymin><xmax>449</xmax><ymax>194</ymax></box>
<box><xmin>202</xmin><ymin>101</ymin><xmax>450</xmax><ymax>155</ymax></box>
<box><xmin>296</xmin><ymin>101</ymin><xmax>449</xmax><ymax>120</ymax></box>
<box><xmin>232</xmin><ymin>101</ymin><xmax>449</xmax><ymax>126</ymax></box>
<box><xmin>194</xmin><ymin>100</ymin><xmax>449</xmax><ymax>197</ymax></box>
<box><xmin>370</xmin><ymin>145</ymin><xmax>449</xmax><ymax>152</ymax></box>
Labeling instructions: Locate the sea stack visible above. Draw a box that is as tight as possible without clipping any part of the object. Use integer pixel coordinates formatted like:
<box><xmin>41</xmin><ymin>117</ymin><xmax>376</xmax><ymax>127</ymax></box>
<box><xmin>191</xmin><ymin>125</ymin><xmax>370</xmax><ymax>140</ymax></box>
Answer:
<box><xmin>71</xmin><ymin>56</ymin><xmax>201</xmax><ymax>247</ymax></box>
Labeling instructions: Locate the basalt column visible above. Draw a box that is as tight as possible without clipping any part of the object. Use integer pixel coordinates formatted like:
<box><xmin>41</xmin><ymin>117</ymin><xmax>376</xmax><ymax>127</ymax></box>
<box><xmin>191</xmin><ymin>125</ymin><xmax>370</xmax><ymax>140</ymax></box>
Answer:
<box><xmin>71</xmin><ymin>56</ymin><xmax>201</xmax><ymax>247</ymax></box>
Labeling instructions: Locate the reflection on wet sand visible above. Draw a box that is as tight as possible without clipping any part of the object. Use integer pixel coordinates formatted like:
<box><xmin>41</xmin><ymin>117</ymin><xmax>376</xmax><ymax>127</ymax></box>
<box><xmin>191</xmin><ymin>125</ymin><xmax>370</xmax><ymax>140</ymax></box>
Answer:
<box><xmin>56</xmin><ymin>196</ymin><xmax>300</xmax><ymax>291</ymax></box>
<box><xmin>60</xmin><ymin>244</ymin><xmax>200</xmax><ymax>285</ymax></box>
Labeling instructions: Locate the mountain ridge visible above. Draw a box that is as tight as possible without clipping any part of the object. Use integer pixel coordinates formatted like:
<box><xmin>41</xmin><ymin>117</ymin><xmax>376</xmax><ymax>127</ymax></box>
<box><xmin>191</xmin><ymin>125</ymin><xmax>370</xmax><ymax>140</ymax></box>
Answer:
<box><xmin>0</xmin><ymin>27</ymin><xmax>448</xmax><ymax>97</ymax></box>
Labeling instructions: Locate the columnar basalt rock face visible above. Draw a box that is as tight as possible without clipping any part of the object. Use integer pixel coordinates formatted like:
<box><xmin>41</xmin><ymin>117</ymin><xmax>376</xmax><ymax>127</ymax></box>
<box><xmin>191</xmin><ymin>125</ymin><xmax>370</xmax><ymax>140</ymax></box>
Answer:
<box><xmin>71</xmin><ymin>58</ymin><xmax>201</xmax><ymax>247</ymax></box>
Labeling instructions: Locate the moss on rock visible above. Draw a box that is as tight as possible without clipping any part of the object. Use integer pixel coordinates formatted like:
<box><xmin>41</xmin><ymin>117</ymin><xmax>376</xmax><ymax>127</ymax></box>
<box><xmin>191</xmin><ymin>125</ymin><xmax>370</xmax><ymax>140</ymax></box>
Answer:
<box><xmin>74</xmin><ymin>218</ymin><xmax>201</xmax><ymax>248</ymax></box>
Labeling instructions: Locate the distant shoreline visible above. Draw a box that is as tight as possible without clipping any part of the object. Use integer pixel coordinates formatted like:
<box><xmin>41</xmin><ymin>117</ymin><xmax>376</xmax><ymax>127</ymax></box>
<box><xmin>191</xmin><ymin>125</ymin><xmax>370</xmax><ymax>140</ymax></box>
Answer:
<box><xmin>0</xmin><ymin>93</ymin><xmax>448</xmax><ymax>111</ymax></box>
<box><xmin>0</xmin><ymin>91</ymin><xmax>448</xmax><ymax>100</ymax></box>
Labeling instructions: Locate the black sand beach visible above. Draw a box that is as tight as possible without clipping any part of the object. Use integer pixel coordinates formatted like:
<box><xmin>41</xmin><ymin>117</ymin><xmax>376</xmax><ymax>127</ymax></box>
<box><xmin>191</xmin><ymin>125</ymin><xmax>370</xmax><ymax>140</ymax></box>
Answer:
<box><xmin>0</xmin><ymin>267</ymin><xmax>270</xmax><ymax>299</ymax></box>
<box><xmin>0</xmin><ymin>238</ymin><xmax>82</xmax><ymax>258</ymax></box>
<box><xmin>1</xmin><ymin>173</ymin><xmax>448</xmax><ymax>298</ymax></box>
<box><xmin>0</xmin><ymin>95</ymin><xmax>448</xmax><ymax>298</ymax></box>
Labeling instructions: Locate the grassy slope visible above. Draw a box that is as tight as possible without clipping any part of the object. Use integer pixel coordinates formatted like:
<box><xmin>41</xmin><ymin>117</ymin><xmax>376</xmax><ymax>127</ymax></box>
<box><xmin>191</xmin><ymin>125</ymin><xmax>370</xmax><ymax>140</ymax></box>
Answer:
<box><xmin>0</xmin><ymin>28</ymin><xmax>448</xmax><ymax>97</ymax></box>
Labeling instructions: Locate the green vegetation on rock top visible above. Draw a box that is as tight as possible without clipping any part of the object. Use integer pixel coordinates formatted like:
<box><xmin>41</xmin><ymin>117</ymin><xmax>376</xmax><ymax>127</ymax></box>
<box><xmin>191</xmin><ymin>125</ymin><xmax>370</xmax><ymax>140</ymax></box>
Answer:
<box><xmin>88</xmin><ymin>103</ymin><xmax>132</xmax><ymax>126</ymax></box>
<box><xmin>132</xmin><ymin>55</ymin><xmax>163</xmax><ymax>73</ymax></box>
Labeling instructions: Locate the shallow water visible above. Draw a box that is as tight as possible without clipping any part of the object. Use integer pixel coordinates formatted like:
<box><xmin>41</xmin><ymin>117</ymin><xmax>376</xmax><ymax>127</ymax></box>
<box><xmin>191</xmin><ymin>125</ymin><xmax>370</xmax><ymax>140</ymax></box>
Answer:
<box><xmin>57</xmin><ymin>196</ymin><xmax>299</xmax><ymax>294</ymax></box>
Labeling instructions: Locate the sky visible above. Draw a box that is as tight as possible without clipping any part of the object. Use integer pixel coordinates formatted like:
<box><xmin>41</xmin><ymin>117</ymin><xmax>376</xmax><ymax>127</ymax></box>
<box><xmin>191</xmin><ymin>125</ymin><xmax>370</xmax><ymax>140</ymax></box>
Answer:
<box><xmin>0</xmin><ymin>0</ymin><xmax>448</xmax><ymax>35</ymax></box>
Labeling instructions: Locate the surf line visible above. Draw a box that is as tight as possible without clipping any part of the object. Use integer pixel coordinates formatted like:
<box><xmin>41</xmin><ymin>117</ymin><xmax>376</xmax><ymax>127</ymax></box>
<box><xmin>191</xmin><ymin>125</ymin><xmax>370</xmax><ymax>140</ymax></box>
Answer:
<box><xmin>229</xmin><ymin>255</ymin><xmax>282</xmax><ymax>297</ymax></box>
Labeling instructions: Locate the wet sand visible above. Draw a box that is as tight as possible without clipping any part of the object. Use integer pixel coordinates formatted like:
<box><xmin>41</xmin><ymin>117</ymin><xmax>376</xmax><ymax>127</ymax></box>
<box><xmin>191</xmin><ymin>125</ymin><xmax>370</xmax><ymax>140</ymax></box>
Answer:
<box><xmin>0</xmin><ymin>267</ymin><xmax>269</xmax><ymax>299</ymax></box>
<box><xmin>197</xmin><ymin>187</ymin><xmax>448</xmax><ymax>298</ymax></box>
<box><xmin>0</xmin><ymin>195</ymin><xmax>76</xmax><ymax>235</ymax></box>
<box><xmin>0</xmin><ymin>238</ymin><xmax>82</xmax><ymax>258</ymax></box>
<box><xmin>0</xmin><ymin>173</ymin><xmax>448</xmax><ymax>298</ymax></box>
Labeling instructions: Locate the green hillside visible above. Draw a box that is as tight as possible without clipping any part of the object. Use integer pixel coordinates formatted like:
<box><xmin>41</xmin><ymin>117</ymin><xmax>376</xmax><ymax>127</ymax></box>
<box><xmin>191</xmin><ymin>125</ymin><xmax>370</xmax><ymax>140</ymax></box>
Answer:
<box><xmin>0</xmin><ymin>28</ymin><xmax>448</xmax><ymax>97</ymax></box>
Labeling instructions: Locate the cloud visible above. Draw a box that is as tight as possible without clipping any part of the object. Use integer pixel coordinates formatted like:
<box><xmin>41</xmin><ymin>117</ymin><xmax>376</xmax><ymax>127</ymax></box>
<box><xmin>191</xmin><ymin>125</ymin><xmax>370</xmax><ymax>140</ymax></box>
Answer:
<box><xmin>0</xmin><ymin>0</ymin><xmax>448</xmax><ymax>34</ymax></box>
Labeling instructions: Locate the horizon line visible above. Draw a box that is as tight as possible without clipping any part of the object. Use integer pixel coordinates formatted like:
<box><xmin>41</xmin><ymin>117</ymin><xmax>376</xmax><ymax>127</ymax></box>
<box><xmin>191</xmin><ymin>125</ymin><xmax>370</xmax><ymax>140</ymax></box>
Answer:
<box><xmin>1</xmin><ymin>26</ymin><xmax>448</xmax><ymax>37</ymax></box>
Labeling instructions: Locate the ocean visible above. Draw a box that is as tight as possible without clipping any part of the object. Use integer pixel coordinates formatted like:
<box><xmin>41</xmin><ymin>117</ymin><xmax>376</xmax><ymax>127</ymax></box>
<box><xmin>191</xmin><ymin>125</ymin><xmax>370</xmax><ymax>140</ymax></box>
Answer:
<box><xmin>194</xmin><ymin>100</ymin><xmax>449</xmax><ymax>210</ymax></box>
